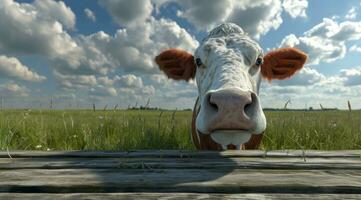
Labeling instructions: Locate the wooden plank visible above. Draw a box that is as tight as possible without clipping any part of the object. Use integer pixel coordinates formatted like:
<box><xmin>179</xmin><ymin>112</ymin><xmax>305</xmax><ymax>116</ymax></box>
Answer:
<box><xmin>1</xmin><ymin>157</ymin><xmax>361</xmax><ymax>170</ymax></box>
<box><xmin>1</xmin><ymin>150</ymin><xmax>360</xmax><ymax>159</ymax></box>
<box><xmin>1</xmin><ymin>168</ymin><xmax>361</xmax><ymax>193</ymax></box>
<box><xmin>1</xmin><ymin>150</ymin><xmax>361</xmax><ymax>194</ymax></box>
<box><xmin>1</xmin><ymin>193</ymin><xmax>361</xmax><ymax>200</ymax></box>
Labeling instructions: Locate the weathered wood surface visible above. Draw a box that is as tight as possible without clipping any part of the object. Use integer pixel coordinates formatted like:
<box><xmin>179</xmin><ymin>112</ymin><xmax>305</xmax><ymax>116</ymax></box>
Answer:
<box><xmin>1</xmin><ymin>150</ymin><xmax>361</xmax><ymax>199</ymax></box>
<box><xmin>1</xmin><ymin>193</ymin><xmax>361</xmax><ymax>200</ymax></box>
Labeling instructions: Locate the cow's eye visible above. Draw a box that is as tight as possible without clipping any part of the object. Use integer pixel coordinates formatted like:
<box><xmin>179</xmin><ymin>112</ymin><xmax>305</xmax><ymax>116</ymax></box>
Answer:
<box><xmin>195</xmin><ymin>58</ymin><xmax>204</xmax><ymax>68</ymax></box>
<box><xmin>255</xmin><ymin>57</ymin><xmax>263</xmax><ymax>67</ymax></box>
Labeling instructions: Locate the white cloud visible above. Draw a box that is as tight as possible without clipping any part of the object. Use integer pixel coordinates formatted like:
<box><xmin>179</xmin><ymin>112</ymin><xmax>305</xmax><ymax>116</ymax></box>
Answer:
<box><xmin>89</xmin><ymin>86</ymin><xmax>118</xmax><ymax>97</ymax></box>
<box><xmin>282</xmin><ymin>0</ymin><xmax>308</xmax><ymax>18</ymax></box>
<box><xmin>53</xmin><ymin>94</ymin><xmax>76</xmax><ymax>101</ymax></box>
<box><xmin>0</xmin><ymin>82</ymin><xmax>29</xmax><ymax>97</ymax></box>
<box><xmin>273</xmin><ymin>67</ymin><xmax>325</xmax><ymax>86</ymax></box>
<box><xmin>149</xmin><ymin>74</ymin><xmax>173</xmax><ymax>86</ymax></box>
<box><xmin>340</xmin><ymin>67</ymin><xmax>361</xmax><ymax>86</ymax></box>
<box><xmin>6</xmin><ymin>0</ymin><xmax>361</xmax><ymax>110</ymax></box>
<box><xmin>53</xmin><ymin>70</ymin><xmax>97</xmax><ymax>88</ymax></box>
<box><xmin>119</xmin><ymin>74</ymin><xmax>143</xmax><ymax>88</ymax></box>
<box><xmin>280</xmin><ymin>34</ymin><xmax>346</xmax><ymax>65</ymax></box>
<box><xmin>331</xmin><ymin>15</ymin><xmax>340</xmax><ymax>20</ymax></box>
<box><xmin>0</xmin><ymin>0</ymin><xmax>77</xmax><ymax>57</ymax></box>
<box><xmin>304</xmin><ymin>19</ymin><xmax>361</xmax><ymax>42</ymax></box>
<box><xmin>97</xmin><ymin>76</ymin><xmax>120</xmax><ymax>86</ymax></box>
<box><xmin>260</xmin><ymin>64</ymin><xmax>361</xmax><ymax>109</ymax></box>
<box><xmin>0</xmin><ymin>0</ymin><xmax>197</xmax><ymax>85</ymax></box>
<box><xmin>345</xmin><ymin>7</ymin><xmax>357</xmax><ymax>20</ymax></box>
<box><xmin>266</xmin><ymin>85</ymin><xmax>307</xmax><ymax>94</ymax></box>
<box><xmin>0</xmin><ymin>0</ymin><xmax>200</xmax><ymax>107</ymax></box>
<box><xmin>141</xmin><ymin>85</ymin><xmax>155</xmax><ymax>96</ymax></box>
<box><xmin>33</xmin><ymin>0</ymin><xmax>76</xmax><ymax>29</ymax></box>
<box><xmin>84</xmin><ymin>8</ymin><xmax>96</xmax><ymax>22</ymax></box>
<box><xmin>99</xmin><ymin>0</ymin><xmax>153</xmax><ymax>27</ymax></box>
<box><xmin>169</xmin><ymin>0</ymin><xmax>284</xmax><ymax>39</ymax></box>
<box><xmin>0</xmin><ymin>55</ymin><xmax>46</xmax><ymax>82</ymax></box>
<box><xmin>51</xmin><ymin>17</ymin><xmax>198</xmax><ymax>88</ymax></box>
<box><xmin>155</xmin><ymin>0</ymin><xmax>307</xmax><ymax>39</ymax></box>
<box><xmin>175</xmin><ymin>0</ymin><xmax>234</xmax><ymax>30</ymax></box>
<box><xmin>350</xmin><ymin>45</ymin><xmax>361</xmax><ymax>52</ymax></box>
<box><xmin>280</xmin><ymin>18</ymin><xmax>361</xmax><ymax>65</ymax></box>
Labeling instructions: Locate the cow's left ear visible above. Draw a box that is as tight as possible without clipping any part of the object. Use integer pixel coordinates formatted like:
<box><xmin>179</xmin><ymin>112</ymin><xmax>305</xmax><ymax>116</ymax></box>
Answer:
<box><xmin>261</xmin><ymin>47</ymin><xmax>307</xmax><ymax>80</ymax></box>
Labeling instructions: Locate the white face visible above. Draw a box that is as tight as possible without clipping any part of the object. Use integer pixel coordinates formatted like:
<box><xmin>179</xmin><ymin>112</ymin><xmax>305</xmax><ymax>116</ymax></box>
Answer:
<box><xmin>194</xmin><ymin>23</ymin><xmax>266</xmax><ymax>148</ymax></box>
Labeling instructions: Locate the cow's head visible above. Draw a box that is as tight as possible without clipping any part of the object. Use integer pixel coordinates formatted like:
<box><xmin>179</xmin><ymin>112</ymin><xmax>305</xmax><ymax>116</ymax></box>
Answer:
<box><xmin>155</xmin><ymin>23</ymin><xmax>307</xmax><ymax>150</ymax></box>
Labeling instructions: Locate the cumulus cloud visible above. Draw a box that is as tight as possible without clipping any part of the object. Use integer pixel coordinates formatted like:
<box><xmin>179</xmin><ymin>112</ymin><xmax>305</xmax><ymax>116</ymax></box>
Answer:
<box><xmin>340</xmin><ymin>67</ymin><xmax>361</xmax><ymax>86</ymax></box>
<box><xmin>175</xmin><ymin>0</ymin><xmax>234</xmax><ymax>30</ymax></box>
<box><xmin>280</xmin><ymin>33</ymin><xmax>346</xmax><ymax>65</ymax></box>
<box><xmin>97</xmin><ymin>76</ymin><xmax>120</xmax><ymax>86</ymax></box>
<box><xmin>273</xmin><ymin>67</ymin><xmax>325</xmax><ymax>86</ymax></box>
<box><xmin>266</xmin><ymin>85</ymin><xmax>307</xmax><ymax>94</ymax></box>
<box><xmin>350</xmin><ymin>45</ymin><xmax>361</xmax><ymax>53</ymax></box>
<box><xmin>53</xmin><ymin>94</ymin><xmax>76</xmax><ymax>101</ymax></box>
<box><xmin>99</xmin><ymin>0</ymin><xmax>153</xmax><ymax>26</ymax></box>
<box><xmin>0</xmin><ymin>82</ymin><xmax>29</xmax><ymax>97</ymax></box>
<box><xmin>282</xmin><ymin>0</ymin><xmax>308</xmax><ymax>18</ymax></box>
<box><xmin>280</xmin><ymin>18</ymin><xmax>361</xmax><ymax>65</ymax></box>
<box><xmin>84</xmin><ymin>8</ymin><xmax>96</xmax><ymax>22</ymax></box>
<box><xmin>345</xmin><ymin>7</ymin><xmax>357</xmax><ymax>20</ymax></box>
<box><xmin>33</xmin><ymin>0</ymin><xmax>76</xmax><ymax>29</ymax></box>
<box><xmin>53</xmin><ymin>70</ymin><xmax>97</xmax><ymax>88</ymax></box>
<box><xmin>0</xmin><ymin>55</ymin><xmax>46</xmax><ymax>82</ymax></box>
<box><xmin>89</xmin><ymin>86</ymin><xmax>118</xmax><ymax>97</ymax></box>
<box><xmin>260</xmin><ymin>64</ymin><xmax>361</xmax><ymax>109</ymax></box>
<box><xmin>304</xmin><ymin>18</ymin><xmax>361</xmax><ymax>42</ymax></box>
<box><xmin>155</xmin><ymin>0</ymin><xmax>308</xmax><ymax>39</ymax></box>
<box><xmin>51</xmin><ymin>17</ymin><xmax>198</xmax><ymax>88</ymax></box>
<box><xmin>167</xmin><ymin>0</ymin><xmax>283</xmax><ymax>39</ymax></box>
<box><xmin>0</xmin><ymin>0</ymin><xmax>77</xmax><ymax>57</ymax></box>
<box><xmin>0</xmin><ymin>0</ymin><xmax>200</xmax><ymax>107</ymax></box>
<box><xmin>118</xmin><ymin>74</ymin><xmax>143</xmax><ymax>88</ymax></box>
<box><xmin>6</xmin><ymin>0</ymin><xmax>360</xmax><ymax>109</ymax></box>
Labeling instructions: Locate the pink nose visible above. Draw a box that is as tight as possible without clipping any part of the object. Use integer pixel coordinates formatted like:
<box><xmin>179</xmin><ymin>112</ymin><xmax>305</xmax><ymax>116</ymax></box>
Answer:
<box><xmin>205</xmin><ymin>89</ymin><xmax>256</xmax><ymax>132</ymax></box>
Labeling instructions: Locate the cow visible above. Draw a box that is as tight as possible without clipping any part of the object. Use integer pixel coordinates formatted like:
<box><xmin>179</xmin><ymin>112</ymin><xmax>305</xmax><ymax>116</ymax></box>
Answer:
<box><xmin>155</xmin><ymin>23</ymin><xmax>307</xmax><ymax>150</ymax></box>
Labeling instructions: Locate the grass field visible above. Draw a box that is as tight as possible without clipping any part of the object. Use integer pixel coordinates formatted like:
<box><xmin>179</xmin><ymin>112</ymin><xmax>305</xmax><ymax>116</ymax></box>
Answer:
<box><xmin>0</xmin><ymin>109</ymin><xmax>360</xmax><ymax>151</ymax></box>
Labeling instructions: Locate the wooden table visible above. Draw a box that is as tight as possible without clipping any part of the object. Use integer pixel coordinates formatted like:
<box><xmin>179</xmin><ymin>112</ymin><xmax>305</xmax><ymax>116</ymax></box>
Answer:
<box><xmin>1</xmin><ymin>150</ymin><xmax>361</xmax><ymax>199</ymax></box>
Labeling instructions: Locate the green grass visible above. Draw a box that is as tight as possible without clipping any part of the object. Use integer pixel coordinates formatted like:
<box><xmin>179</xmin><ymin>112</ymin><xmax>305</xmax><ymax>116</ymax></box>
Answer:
<box><xmin>0</xmin><ymin>109</ymin><xmax>360</xmax><ymax>151</ymax></box>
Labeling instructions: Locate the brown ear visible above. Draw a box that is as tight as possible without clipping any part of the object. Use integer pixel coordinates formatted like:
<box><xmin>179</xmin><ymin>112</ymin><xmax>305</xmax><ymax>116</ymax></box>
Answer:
<box><xmin>155</xmin><ymin>49</ymin><xmax>196</xmax><ymax>81</ymax></box>
<box><xmin>261</xmin><ymin>47</ymin><xmax>307</xmax><ymax>80</ymax></box>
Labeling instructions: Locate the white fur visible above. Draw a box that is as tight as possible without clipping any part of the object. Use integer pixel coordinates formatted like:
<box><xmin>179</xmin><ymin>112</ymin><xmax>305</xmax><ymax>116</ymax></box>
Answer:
<box><xmin>194</xmin><ymin>23</ymin><xmax>266</xmax><ymax>146</ymax></box>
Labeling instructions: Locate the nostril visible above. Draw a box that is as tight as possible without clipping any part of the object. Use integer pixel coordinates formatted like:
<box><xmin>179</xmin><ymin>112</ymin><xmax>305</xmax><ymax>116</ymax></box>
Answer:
<box><xmin>209</xmin><ymin>101</ymin><xmax>218</xmax><ymax>111</ymax></box>
<box><xmin>244</xmin><ymin>93</ymin><xmax>256</xmax><ymax>118</ymax></box>
<box><xmin>244</xmin><ymin>103</ymin><xmax>252</xmax><ymax>119</ymax></box>
<box><xmin>208</xmin><ymin>94</ymin><xmax>219</xmax><ymax>112</ymax></box>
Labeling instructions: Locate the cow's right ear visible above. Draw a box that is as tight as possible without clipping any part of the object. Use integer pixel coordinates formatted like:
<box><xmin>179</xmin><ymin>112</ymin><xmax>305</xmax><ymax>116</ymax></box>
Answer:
<box><xmin>155</xmin><ymin>49</ymin><xmax>196</xmax><ymax>81</ymax></box>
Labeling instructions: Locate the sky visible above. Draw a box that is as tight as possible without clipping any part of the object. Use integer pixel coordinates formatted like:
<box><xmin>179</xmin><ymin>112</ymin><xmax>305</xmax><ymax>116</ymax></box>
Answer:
<box><xmin>0</xmin><ymin>0</ymin><xmax>361</xmax><ymax>110</ymax></box>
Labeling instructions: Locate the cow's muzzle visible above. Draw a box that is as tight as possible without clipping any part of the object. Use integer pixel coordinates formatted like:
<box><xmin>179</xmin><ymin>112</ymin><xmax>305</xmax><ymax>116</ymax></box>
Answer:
<box><xmin>196</xmin><ymin>89</ymin><xmax>266</xmax><ymax>149</ymax></box>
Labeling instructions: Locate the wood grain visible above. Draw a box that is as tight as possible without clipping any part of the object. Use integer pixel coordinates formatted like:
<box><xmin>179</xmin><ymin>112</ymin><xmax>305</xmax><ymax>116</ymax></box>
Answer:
<box><xmin>1</xmin><ymin>150</ymin><xmax>360</xmax><ymax>158</ymax></box>
<box><xmin>0</xmin><ymin>150</ymin><xmax>360</xmax><ymax>195</ymax></box>
<box><xmin>1</xmin><ymin>193</ymin><xmax>361</xmax><ymax>200</ymax></box>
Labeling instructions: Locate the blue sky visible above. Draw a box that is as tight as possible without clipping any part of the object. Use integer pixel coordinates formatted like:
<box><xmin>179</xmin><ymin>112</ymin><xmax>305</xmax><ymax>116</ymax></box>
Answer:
<box><xmin>0</xmin><ymin>0</ymin><xmax>361</xmax><ymax>109</ymax></box>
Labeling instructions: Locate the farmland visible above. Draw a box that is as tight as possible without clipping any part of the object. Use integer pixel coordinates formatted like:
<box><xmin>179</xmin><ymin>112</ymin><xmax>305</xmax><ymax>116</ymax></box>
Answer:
<box><xmin>0</xmin><ymin>109</ymin><xmax>360</xmax><ymax>151</ymax></box>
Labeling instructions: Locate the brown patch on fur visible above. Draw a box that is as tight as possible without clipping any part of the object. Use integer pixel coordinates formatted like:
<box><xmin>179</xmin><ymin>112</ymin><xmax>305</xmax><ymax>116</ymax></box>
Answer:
<box><xmin>261</xmin><ymin>47</ymin><xmax>307</xmax><ymax>80</ymax></box>
<box><xmin>191</xmin><ymin>98</ymin><xmax>221</xmax><ymax>150</ymax></box>
<box><xmin>191</xmin><ymin>98</ymin><xmax>263</xmax><ymax>150</ymax></box>
<box><xmin>244</xmin><ymin>134</ymin><xmax>263</xmax><ymax>149</ymax></box>
<box><xmin>155</xmin><ymin>49</ymin><xmax>196</xmax><ymax>81</ymax></box>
